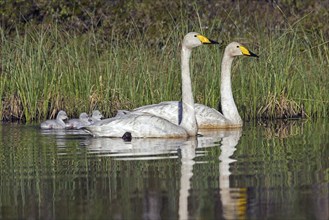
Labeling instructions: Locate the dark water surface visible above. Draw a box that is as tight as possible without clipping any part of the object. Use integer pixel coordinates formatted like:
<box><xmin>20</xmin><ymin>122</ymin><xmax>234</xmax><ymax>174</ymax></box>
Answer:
<box><xmin>0</xmin><ymin>120</ymin><xmax>328</xmax><ymax>220</ymax></box>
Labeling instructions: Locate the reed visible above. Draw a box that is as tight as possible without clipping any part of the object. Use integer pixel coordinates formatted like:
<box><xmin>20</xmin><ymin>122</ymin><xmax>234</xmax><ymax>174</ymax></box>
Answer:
<box><xmin>1</xmin><ymin>18</ymin><xmax>328</xmax><ymax>123</ymax></box>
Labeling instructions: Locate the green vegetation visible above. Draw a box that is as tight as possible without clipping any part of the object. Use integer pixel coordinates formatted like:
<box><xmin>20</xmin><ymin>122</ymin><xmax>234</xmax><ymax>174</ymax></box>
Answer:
<box><xmin>1</xmin><ymin>0</ymin><xmax>328</xmax><ymax>122</ymax></box>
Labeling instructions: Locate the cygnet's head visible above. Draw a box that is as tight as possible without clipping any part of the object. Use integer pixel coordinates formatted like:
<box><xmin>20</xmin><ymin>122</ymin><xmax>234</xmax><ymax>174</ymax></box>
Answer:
<box><xmin>79</xmin><ymin>112</ymin><xmax>89</xmax><ymax>120</ymax></box>
<box><xmin>92</xmin><ymin>110</ymin><xmax>104</xmax><ymax>120</ymax></box>
<box><xmin>57</xmin><ymin>110</ymin><xmax>68</xmax><ymax>120</ymax></box>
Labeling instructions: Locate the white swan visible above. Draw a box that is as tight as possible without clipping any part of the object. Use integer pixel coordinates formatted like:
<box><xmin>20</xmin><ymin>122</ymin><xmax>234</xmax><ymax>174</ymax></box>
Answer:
<box><xmin>40</xmin><ymin>110</ymin><xmax>68</xmax><ymax>129</ymax></box>
<box><xmin>83</xmin><ymin>32</ymin><xmax>218</xmax><ymax>138</ymax></box>
<box><xmin>65</xmin><ymin>112</ymin><xmax>91</xmax><ymax>129</ymax></box>
<box><xmin>195</xmin><ymin>42</ymin><xmax>258</xmax><ymax>128</ymax></box>
<box><xmin>133</xmin><ymin>42</ymin><xmax>258</xmax><ymax>129</ymax></box>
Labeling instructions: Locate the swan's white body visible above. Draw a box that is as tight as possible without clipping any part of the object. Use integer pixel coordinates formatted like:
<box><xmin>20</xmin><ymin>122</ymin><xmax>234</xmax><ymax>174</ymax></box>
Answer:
<box><xmin>66</xmin><ymin>112</ymin><xmax>90</xmax><ymax>129</ymax></box>
<box><xmin>84</xmin><ymin>112</ymin><xmax>188</xmax><ymax>138</ymax></box>
<box><xmin>40</xmin><ymin>110</ymin><xmax>68</xmax><ymax>129</ymax></box>
<box><xmin>134</xmin><ymin>42</ymin><xmax>258</xmax><ymax>129</ymax></box>
<box><xmin>84</xmin><ymin>32</ymin><xmax>218</xmax><ymax>138</ymax></box>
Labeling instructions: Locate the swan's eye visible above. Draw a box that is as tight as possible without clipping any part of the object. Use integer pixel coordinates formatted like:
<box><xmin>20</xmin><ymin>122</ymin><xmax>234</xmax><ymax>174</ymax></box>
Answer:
<box><xmin>237</xmin><ymin>45</ymin><xmax>239</xmax><ymax>48</ymax></box>
<box><xmin>194</xmin><ymin>35</ymin><xmax>197</xmax><ymax>37</ymax></box>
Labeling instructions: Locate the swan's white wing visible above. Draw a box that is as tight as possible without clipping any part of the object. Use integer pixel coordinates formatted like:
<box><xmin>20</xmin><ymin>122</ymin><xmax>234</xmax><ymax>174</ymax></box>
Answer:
<box><xmin>133</xmin><ymin>102</ymin><xmax>234</xmax><ymax>129</ymax></box>
<box><xmin>194</xmin><ymin>103</ymin><xmax>231</xmax><ymax>129</ymax></box>
<box><xmin>83</xmin><ymin>112</ymin><xmax>188</xmax><ymax>138</ymax></box>
<box><xmin>133</xmin><ymin>101</ymin><xmax>180</xmax><ymax>125</ymax></box>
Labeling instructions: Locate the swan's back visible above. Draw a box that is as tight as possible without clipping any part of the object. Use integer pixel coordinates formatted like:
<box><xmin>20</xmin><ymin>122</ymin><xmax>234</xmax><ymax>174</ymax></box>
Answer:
<box><xmin>83</xmin><ymin>112</ymin><xmax>188</xmax><ymax>138</ymax></box>
<box><xmin>40</xmin><ymin>120</ymin><xmax>64</xmax><ymax>129</ymax></box>
<box><xmin>66</xmin><ymin>113</ymin><xmax>90</xmax><ymax>129</ymax></box>
<box><xmin>132</xmin><ymin>101</ymin><xmax>234</xmax><ymax>129</ymax></box>
<box><xmin>133</xmin><ymin>101</ymin><xmax>180</xmax><ymax>125</ymax></box>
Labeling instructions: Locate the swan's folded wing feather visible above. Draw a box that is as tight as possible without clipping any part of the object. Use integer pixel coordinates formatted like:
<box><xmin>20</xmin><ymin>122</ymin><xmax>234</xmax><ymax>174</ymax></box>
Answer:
<box><xmin>83</xmin><ymin>113</ymin><xmax>188</xmax><ymax>138</ymax></box>
<box><xmin>133</xmin><ymin>101</ymin><xmax>180</xmax><ymax>125</ymax></box>
<box><xmin>195</xmin><ymin>103</ymin><xmax>231</xmax><ymax>129</ymax></box>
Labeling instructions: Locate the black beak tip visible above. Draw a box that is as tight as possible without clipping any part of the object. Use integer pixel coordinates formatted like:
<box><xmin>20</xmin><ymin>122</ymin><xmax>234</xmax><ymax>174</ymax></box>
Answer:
<box><xmin>210</xmin><ymin>39</ymin><xmax>220</xmax><ymax>45</ymax></box>
<box><xmin>250</xmin><ymin>51</ymin><xmax>259</xmax><ymax>58</ymax></box>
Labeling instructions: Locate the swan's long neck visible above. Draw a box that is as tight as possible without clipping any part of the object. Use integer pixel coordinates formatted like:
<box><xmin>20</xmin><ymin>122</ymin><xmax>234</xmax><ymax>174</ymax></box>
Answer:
<box><xmin>56</xmin><ymin>115</ymin><xmax>66</xmax><ymax>126</ymax></box>
<box><xmin>180</xmin><ymin>46</ymin><xmax>197</xmax><ymax>136</ymax></box>
<box><xmin>220</xmin><ymin>53</ymin><xmax>242</xmax><ymax>125</ymax></box>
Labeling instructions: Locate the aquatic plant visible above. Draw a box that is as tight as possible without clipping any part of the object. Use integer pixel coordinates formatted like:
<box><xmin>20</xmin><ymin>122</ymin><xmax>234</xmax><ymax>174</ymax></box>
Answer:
<box><xmin>1</xmin><ymin>1</ymin><xmax>328</xmax><ymax>122</ymax></box>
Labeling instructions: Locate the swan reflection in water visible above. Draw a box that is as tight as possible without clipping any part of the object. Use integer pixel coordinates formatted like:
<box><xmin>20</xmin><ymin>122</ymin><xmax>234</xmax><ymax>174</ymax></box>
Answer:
<box><xmin>83</xmin><ymin>137</ymin><xmax>189</xmax><ymax>160</ymax></box>
<box><xmin>216</xmin><ymin>129</ymin><xmax>246</xmax><ymax>220</ymax></box>
<box><xmin>40</xmin><ymin>128</ymin><xmax>88</xmax><ymax>150</ymax></box>
<box><xmin>81</xmin><ymin>129</ymin><xmax>244</xmax><ymax>220</ymax></box>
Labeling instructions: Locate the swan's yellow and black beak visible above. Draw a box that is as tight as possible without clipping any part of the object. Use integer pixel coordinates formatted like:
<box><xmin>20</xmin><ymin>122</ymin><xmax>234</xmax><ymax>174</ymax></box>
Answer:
<box><xmin>197</xmin><ymin>34</ymin><xmax>219</xmax><ymax>45</ymax></box>
<box><xmin>240</xmin><ymin>45</ymin><xmax>259</xmax><ymax>58</ymax></box>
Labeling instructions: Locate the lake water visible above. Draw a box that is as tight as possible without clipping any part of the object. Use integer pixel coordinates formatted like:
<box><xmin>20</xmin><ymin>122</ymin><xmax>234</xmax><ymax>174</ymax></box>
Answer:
<box><xmin>0</xmin><ymin>120</ymin><xmax>328</xmax><ymax>220</ymax></box>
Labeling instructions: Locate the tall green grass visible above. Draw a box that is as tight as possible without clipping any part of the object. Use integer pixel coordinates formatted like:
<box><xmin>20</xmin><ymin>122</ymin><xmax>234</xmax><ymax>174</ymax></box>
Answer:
<box><xmin>1</xmin><ymin>19</ymin><xmax>328</xmax><ymax>123</ymax></box>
